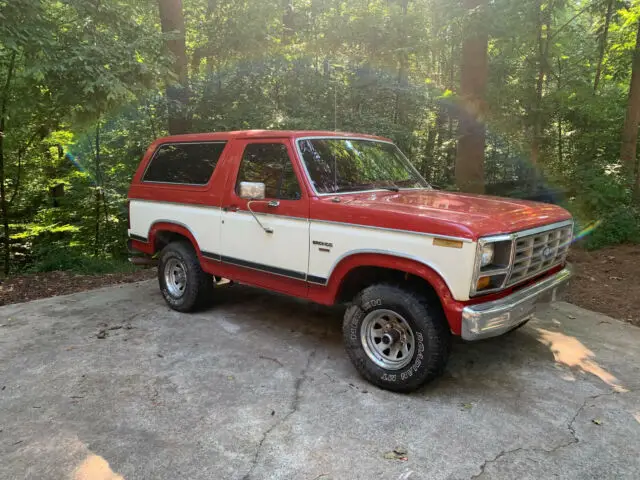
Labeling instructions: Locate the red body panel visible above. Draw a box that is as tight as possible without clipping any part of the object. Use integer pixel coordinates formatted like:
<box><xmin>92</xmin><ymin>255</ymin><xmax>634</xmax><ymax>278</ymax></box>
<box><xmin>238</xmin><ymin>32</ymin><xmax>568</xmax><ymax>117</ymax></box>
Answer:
<box><xmin>308</xmin><ymin>253</ymin><xmax>464</xmax><ymax>334</ymax></box>
<box><xmin>309</xmin><ymin>190</ymin><xmax>571</xmax><ymax>241</ymax></box>
<box><xmin>219</xmin><ymin>137</ymin><xmax>311</xmax><ymax>218</ymax></box>
<box><xmin>128</xmin><ymin>130</ymin><xmax>573</xmax><ymax>336</ymax></box>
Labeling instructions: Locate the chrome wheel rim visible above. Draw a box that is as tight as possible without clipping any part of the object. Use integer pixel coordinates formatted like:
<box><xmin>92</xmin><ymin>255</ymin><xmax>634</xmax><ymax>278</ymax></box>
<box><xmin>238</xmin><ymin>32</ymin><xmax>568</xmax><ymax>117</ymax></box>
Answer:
<box><xmin>164</xmin><ymin>258</ymin><xmax>187</xmax><ymax>298</ymax></box>
<box><xmin>361</xmin><ymin>309</ymin><xmax>416</xmax><ymax>370</ymax></box>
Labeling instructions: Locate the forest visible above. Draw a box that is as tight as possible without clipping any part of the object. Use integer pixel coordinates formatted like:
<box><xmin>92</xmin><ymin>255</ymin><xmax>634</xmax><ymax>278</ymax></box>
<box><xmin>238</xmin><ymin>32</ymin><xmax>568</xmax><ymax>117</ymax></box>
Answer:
<box><xmin>1</xmin><ymin>0</ymin><xmax>640</xmax><ymax>277</ymax></box>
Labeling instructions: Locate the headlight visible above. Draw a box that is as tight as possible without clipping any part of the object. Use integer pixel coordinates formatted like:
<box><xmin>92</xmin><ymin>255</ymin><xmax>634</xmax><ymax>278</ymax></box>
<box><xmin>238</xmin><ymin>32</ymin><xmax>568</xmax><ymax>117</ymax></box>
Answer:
<box><xmin>480</xmin><ymin>243</ymin><xmax>494</xmax><ymax>267</ymax></box>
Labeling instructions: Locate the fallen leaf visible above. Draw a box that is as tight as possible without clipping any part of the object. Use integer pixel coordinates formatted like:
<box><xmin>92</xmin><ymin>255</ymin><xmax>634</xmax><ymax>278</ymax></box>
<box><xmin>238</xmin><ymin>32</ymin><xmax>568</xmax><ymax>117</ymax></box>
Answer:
<box><xmin>227</xmin><ymin>376</ymin><xmax>234</xmax><ymax>380</ymax></box>
<box><xmin>460</xmin><ymin>402</ymin><xmax>473</xmax><ymax>410</ymax></box>
<box><xmin>609</xmin><ymin>276</ymin><xmax>622</xmax><ymax>281</ymax></box>
<box><xmin>383</xmin><ymin>446</ymin><xmax>408</xmax><ymax>461</ymax></box>
<box><xmin>567</xmin><ymin>314</ymin><xmax>576</xmax><ymax>320</ymax></box>
<box><xmin>592</xmin><ymin>419</ymin><xmax>602</xmax><ymax>425</ymax></box>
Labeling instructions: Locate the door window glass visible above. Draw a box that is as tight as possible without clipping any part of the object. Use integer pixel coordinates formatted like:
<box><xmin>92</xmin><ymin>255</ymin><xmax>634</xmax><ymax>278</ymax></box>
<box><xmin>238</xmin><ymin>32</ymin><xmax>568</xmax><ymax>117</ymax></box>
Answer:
<box><xmin>236</xmin><ymin>143</ymin><xmax>301</xmax><ymax>200</ymax></box>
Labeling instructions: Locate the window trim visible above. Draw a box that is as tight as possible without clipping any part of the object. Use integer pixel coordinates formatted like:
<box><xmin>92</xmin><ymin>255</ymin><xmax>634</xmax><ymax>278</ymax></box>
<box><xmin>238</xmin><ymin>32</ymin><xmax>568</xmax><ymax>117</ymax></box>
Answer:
<box><xmin>142</xmin><ymin>140</ymin><xmax>228</xmax><ymax>187</ymax></box>
<box><xmin>235</xmin><ymin>141</ymin><xmax>304</xmax><ymax>201</ymax></box>
<box><xmin>294</xmin><ymin>136</ymin><xmax>431</xmax><ymax>197</ymax></box>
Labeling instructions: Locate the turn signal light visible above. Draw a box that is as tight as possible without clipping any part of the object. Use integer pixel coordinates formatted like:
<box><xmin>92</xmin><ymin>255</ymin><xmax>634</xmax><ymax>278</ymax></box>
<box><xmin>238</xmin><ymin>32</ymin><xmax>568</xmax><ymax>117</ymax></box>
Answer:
<box><xmin>477</xmin><ymin>276</ymin><xmax>491</xmax><ymax>290</ymax></box>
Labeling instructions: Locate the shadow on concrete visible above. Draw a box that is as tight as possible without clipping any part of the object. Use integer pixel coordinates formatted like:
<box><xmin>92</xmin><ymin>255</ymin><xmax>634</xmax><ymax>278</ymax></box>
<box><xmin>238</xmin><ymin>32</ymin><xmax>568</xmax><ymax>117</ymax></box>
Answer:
<box><xmin>205</xmin><ymin>284</ymin><xmax>629</xmax><ymax>394</ymax></box>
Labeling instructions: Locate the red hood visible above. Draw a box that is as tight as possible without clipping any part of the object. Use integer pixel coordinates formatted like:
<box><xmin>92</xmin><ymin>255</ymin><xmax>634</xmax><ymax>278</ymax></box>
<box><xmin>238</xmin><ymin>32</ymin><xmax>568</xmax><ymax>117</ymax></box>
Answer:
<box><xmin>310</xmin><ymin>190</ymin><xmax>572</xmax><ymax>240</ymax></box>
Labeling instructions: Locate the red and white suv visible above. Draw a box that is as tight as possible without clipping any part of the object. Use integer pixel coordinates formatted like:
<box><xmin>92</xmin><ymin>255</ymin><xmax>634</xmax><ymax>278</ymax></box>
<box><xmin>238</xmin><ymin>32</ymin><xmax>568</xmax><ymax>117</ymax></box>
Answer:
<box><xmin>128</xmin><ymin>130</ymin><xmax>573</xmax><ymax>392</ymax></box>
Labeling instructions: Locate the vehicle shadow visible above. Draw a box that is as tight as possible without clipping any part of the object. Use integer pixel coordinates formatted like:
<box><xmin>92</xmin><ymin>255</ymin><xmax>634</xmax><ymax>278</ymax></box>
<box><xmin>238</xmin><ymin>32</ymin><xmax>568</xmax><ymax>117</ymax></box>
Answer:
<box><xmin>208</xmin><ymin>284</ymin><xmax>627</xmax><ymax>397</ymax></box>
<box><xmin>213</xmin><ymin>285</ymin><xmax>552</xmax><ymax>370</ymax></box>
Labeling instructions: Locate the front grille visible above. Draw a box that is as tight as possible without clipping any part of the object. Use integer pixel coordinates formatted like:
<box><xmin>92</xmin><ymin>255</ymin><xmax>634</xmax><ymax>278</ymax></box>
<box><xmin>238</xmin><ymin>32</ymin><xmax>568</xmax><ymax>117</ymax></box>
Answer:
<box><xmin>505</xmin><ymin>224</ymin><xmax>572</xmax><ymax>287</ymax></box>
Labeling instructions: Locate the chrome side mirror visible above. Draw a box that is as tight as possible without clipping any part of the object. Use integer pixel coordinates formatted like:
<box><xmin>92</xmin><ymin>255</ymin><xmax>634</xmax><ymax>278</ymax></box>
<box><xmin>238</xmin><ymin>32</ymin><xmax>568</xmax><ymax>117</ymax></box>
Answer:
<box><xmin>239</xmin><ymin>181</ymin><xmax>265</xmax><ymax>200</ymax></box>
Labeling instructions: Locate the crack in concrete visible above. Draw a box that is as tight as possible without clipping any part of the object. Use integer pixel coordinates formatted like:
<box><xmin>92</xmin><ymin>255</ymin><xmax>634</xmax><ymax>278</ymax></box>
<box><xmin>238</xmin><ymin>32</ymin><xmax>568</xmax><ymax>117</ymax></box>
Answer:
<box><xmin>470</xmin><ymin>388</ymin><xmax>635</xmax><ymax>479</ymax></box>
<box><xmin>242</xmin><ymin>348</ymin><xmax>317</xmax><ymax>480</ymax></box>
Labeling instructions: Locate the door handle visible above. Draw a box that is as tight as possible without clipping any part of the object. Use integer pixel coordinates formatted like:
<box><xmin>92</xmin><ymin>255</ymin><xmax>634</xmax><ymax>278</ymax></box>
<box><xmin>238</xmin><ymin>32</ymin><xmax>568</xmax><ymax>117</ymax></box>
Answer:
<box><xmin>267</xmin><ymin>200</ymin><xmax>280</xmax><ymax>208</ymax></box>
<box><xmin>223</xmin><ymin>205</ymin><xmax>239</xmax><ymax>212</ymax></box>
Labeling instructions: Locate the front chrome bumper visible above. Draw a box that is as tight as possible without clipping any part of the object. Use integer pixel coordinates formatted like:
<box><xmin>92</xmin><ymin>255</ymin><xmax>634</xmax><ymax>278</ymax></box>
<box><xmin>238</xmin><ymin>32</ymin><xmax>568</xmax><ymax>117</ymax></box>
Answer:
<box><xmin>461</xmin><ymin>266</ymin><xmax>572</xmax><ymax>341</ymax></box>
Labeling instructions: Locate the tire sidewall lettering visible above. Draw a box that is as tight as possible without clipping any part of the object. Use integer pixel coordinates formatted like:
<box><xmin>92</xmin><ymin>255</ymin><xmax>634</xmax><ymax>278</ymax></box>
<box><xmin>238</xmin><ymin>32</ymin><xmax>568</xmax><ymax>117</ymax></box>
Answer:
<box><xmin>349</xmin><ymin>298</ymin><xmax>428</xmax><ymax>385</ymax></box>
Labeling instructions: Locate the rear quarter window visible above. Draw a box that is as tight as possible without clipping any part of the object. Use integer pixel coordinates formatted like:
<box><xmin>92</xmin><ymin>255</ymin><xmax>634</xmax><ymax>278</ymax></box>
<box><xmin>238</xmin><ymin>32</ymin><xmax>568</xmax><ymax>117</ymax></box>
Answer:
<box><xmin>143</xmin><ymin>142</ymin><xmax>227</xmax><ymax>185</ymax></box>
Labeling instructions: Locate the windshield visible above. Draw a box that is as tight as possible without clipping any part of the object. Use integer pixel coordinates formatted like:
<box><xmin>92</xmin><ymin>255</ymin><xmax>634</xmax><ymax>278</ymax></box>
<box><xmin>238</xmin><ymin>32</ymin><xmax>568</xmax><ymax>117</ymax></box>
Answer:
<box><xmin>297</xmin><ymin>138</ymin><xmax>430</xmax><ymax>194</ymax></box>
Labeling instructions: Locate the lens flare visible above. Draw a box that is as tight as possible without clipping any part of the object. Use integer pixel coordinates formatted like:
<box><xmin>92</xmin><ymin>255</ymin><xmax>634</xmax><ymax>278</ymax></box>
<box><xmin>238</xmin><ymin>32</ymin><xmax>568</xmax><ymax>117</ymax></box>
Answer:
<box><xmin>64</xmin><ymin>150</ymin><xmax>97</xmax><ymax>185</ymax></box>
<box><xmin>572</xmin><ymin>220</ymin><xmax>602</xmax><ymax>243</ymax></box>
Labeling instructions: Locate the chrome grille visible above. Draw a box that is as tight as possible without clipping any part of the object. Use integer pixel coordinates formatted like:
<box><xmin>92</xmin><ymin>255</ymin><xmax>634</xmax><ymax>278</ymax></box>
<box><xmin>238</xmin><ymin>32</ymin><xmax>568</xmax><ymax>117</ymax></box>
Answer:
<box><xmin>506</xmin><ymin>224</ymin><xmax>573</xmax><ymax>287</ymax></box>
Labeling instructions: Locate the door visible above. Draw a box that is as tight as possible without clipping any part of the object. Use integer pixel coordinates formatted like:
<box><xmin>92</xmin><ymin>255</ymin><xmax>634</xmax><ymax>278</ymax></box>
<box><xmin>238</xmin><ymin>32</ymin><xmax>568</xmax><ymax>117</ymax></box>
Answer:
<box><xmin>220</xmin><ymin>139</ymin><xmax>310</xmax><ymax>282</ymax></box>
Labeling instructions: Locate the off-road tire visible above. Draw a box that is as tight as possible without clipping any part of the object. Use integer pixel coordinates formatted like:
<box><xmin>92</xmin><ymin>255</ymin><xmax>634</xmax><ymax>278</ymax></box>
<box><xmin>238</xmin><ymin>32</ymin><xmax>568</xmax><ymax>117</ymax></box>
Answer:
<box><xmin>343</xmin><ymin>284</ymin><xmax>451</xmax><ymax>393</ymax></box>
<box><xmin>158</xmin><ymin>241</ymin><xmax>214</xmax><ymax>312</ymax></box>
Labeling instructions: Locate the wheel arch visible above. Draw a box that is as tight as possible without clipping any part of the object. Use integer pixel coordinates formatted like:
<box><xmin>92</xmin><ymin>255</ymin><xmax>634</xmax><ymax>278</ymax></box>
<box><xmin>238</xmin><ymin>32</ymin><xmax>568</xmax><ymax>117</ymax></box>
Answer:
<box><xmin>325</xmin><ymin>251</ymin><xmax>462</xmax><ymax>334</ymax></box>
<box><xmin>148</xmin><ymin>221</ymin><xmax>201</xmax><ymax>256</ymax></box>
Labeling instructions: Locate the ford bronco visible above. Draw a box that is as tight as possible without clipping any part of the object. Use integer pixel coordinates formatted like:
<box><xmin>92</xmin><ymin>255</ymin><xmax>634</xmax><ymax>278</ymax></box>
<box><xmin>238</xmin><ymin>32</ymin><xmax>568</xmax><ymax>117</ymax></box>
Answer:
<box><xmin>127</xmin><ymin>130</ymin><xmax>572</xmax><ymax>392</ymax></box>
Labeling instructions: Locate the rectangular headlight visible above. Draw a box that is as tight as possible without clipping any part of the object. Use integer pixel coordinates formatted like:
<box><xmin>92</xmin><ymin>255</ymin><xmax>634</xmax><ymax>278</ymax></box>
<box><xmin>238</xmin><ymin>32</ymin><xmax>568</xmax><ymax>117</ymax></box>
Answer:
<box><xmin>471</xmin><ymin>236</ymin><xmax>514</xmax><ymax>296</ymax></box>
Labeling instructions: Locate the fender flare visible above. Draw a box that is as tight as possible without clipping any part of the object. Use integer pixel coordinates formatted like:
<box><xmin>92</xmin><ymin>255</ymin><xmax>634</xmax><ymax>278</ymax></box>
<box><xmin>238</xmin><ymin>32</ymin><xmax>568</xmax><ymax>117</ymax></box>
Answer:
<box><xmin>148</xmin><ymin>221</ymin><xmax>202</xmax><ymax>257</ymax></box>
<box><xmin>324</xmin><ymin>252</ymin><xmax>462</xmax><ymax>334</ymax></box>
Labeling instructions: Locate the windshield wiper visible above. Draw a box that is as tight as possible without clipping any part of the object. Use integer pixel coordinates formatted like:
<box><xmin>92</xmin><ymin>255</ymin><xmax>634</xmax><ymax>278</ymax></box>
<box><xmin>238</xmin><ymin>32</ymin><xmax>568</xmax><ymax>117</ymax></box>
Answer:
<box><xmin>380</xmin><ymin>185</ymin><xmax>400</xmax><ymax>192</ymax></box>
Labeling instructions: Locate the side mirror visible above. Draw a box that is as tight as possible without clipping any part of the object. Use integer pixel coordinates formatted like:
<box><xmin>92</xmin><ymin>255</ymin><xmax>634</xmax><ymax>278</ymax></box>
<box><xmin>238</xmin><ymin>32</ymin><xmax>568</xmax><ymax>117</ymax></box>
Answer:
<box><xmin>239</xmin><ymin>181</ymin><xmax>266</xmax><ymax>200</ymax></box>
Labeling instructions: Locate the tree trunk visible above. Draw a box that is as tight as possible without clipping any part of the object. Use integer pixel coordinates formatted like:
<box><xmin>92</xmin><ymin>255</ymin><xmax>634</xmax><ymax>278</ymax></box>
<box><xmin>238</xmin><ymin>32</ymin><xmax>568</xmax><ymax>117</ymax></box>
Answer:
<box><xmin>621</xmin><ymin>20</ymin><xmax>640</xmax><ymax>202</ymax></box>
<box><xmin>594</xmin><ymin>0</ymin><xmax>614</xmax><ymax>92</ymax></box>
<box><xmin>394</xmin><ymin>0</ymin><xmax>410</xmax><ymax>125</ymax></box>
<box><xmin>157</xmin><ymin>0</ymin><xmax>191</xmax><ymax>135</ymax></box>
<box><xmin>531</xmin><ymin>0</ymin><xmax>552</xmax><ymax>168</ymax></box>
<box><xmin>557</xmin><ymin>59</ymin><xmax>564</xmax><ymax>168</ymax></box>
<box><xmin>0</xmin><ymin>52</ymin><xmax>16</xmax><ymax>275</ymax></box>
<box><xmin>455</xmin><ymin>0</ymin><xmax>488</xmax><ymax>194</ymax></box>
<box><xmin>93</xmin><ymin>122</ymin><xmax>101</xmax><ymax>254</ymax></box>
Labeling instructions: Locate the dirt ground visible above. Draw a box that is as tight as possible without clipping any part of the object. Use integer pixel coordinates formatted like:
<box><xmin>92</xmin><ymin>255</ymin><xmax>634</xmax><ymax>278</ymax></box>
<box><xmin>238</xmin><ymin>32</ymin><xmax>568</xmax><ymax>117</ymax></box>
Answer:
<box><xmin>1</xmin><ymin>245</ymin><xmax>639</xmax><ymax>326</ymax></box>
<box><xmin>566</xmin><ymin>245</ymin><xmax>640</xmax><ymax>327</ymax></box>
<box><xmin>0</xmin><ymin>268</ymin><xmax>156</xmax><ymax>306</ymax></box>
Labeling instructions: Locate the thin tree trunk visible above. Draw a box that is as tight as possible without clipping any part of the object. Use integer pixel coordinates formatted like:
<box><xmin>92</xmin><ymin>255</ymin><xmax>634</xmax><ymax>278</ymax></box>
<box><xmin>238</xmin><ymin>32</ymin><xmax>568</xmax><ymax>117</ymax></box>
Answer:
<box><xmin>557</xmin><ymin>59</ymin><xmax>563</xmax><ymax>167</ymax></box>
<box><xmin>621</xmin><ymin>21</ymin><xmax>640</xmax><ymax>202</ymax></box>
<box><xmin>531</xmin><ymin>0</ymin><xmax>552</xmax><ymax>168</ymax></box>
<box><xmin>9</xmin><ymin>129</ymin><xmax>40</xmax><ymax>206</ymax></box>
<box><xmin>157</xmin><ymin>0</ymin><xmax>191</xmax><ymax>134</ymax></box>
<box><xmin>594</xmin><ymin>0</ymin><xmax>614</xmax><ymax>92</ymax></box>
<box><xmin>394</xmin><ymin>0</ymin><xmax>410</xmax><ymax>125</ymax></box>
<box><xmin>93</xmin><ymin>121</ymin><xmax>101</xmax><ymax>254</ymax></box>
<box><xmin>0</xmin><ymin>51</ymin><xmax>16</xmax><ymax>275</ymax></box>
<box><xmin>455</xmin><ymin>0</ymin><xmax>488</xmax><ymax>194</ymax></box>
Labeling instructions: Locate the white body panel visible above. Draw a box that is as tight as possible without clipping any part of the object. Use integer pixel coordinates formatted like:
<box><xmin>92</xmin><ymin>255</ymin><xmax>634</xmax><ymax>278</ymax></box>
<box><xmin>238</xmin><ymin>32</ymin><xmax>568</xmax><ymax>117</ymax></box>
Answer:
<box><xmin>220</xmin><ymin>211</ymin><xmax>309</xmax><ymax>276</ymax></box>
<box><xmin>129</xmin><ymin>200</ymin><xmax>477</xmax><ymax>301</ymax></box>
<box><xmin>128</xmin><ymin>199</ymin><xmax>222</xmax><ymax>255</ymax></box>
<box><xmin>308</xmin><ymin>221</ymin><xmax>476</xmax><ymax>301</ymax></box>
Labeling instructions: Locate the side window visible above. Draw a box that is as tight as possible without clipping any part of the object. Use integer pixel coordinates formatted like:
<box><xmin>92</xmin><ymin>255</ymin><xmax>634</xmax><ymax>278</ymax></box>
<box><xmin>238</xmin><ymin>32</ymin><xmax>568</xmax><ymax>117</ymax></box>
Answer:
<box><xmin>236</xmin><ymin>143</ymin><xmax>301</xmax><ymax>200</ymax></box>
<box><xmin>143</xmin><ymin>142</ymin><xmax>226</xmax><ymax>185</ymax></box>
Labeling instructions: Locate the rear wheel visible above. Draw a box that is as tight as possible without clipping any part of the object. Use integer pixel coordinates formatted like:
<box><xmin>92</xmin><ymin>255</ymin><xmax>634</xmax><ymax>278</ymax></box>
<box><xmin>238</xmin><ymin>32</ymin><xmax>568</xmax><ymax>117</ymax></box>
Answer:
<box><xmin>158</xmin><ymin>241</ymin><xmax>214</xmax><ymax>312</ymax></box>
<box><xmin>343</xmin><ymin>284</ymin><xmax>451</xmax><ymax>393</ymax></box>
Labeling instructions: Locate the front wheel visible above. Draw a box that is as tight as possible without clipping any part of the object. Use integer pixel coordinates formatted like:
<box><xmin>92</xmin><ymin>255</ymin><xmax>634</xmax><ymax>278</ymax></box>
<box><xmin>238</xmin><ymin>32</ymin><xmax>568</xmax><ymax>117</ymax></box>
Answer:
<box><xmin>343</xmin><ymin>284</ymin><xmax>451</xmax><ymax>393</ymax></box>
<box><xmin>158</xmin><ymin>241</ymin><xmax>214</xmax><ymax>312</ymax></box>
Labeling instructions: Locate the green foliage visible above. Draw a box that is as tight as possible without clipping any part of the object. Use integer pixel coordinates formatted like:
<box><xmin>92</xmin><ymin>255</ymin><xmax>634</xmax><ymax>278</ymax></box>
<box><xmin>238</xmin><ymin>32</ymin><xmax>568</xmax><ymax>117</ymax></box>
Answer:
<box><xmin>1</xmin><ymin>0</ymin><xmax>640</xmax><ymax>277</ymax></box>
<box><xmin>28</xmin><ymin>242</ymin><xmax>137</xmax><ymax>274</ymax></box>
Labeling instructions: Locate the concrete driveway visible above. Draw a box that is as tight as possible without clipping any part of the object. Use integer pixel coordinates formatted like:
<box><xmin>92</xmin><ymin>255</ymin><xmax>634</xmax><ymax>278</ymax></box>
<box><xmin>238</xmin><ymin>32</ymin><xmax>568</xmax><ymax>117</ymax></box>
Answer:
<box><xmin>1</xmin><ymin>281</ymin><xmax>639</xmax><ymax>480</ymax></box>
